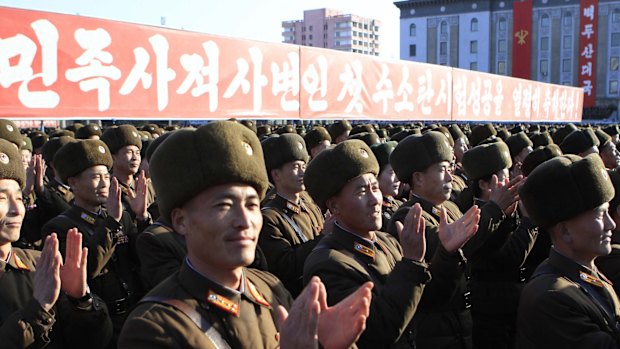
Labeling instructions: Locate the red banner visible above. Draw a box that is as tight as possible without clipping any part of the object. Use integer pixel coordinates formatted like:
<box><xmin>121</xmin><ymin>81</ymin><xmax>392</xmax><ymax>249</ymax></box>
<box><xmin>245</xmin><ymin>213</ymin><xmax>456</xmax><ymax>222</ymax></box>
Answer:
<box><xmin>0</xmin><ymin>6</ymin><xmax>583</xmax><ymax>122</ymax></box>
<box><xmin>578</xmin><ymin>0</ymin><xmax>598</xmax><ymax>107</ymax></box>
<box><xmin>512</xmin><ymin>0</ymin><xmax>533</xmax><ymax>79</ymax></box>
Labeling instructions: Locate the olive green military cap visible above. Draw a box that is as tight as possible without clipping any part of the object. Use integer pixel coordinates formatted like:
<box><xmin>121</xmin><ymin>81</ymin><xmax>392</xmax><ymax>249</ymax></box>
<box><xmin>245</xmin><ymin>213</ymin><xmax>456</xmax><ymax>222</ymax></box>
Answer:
<box><xmin>303</xmin><ymin>127</ymin><xmax>331</xmax><ymax>153</ymax></box>
<box><xmin>20</xmin><ymin>136</ymin><xmax>32</xmax><ymax>153</ymax></box>
<box><xmin>75</xmin><ymin>123</ymin><xmax>103</xmax><ymax>139</ymax></box>
<box><xmin>150</xmin><ymin>121</ymin><xmax>269</xmax><ymax>220</ymax></box>
<box><xmin>262</xmin><ymin>133</ymin><xmax>309</xmax><ymax>173</ymax></box>
<box><xmin>448</xmin><ymin>124</ymin><xmax>465</xmax><ymax>142</ymax></box>
<box><xmin>595</xmin><ymin>129</ymin><xmax>612</xmax><ymax>148</ymax></box>
<box><xmin>371</xmin><ymin>141</ymin><xmax>397</xmax><ymax>172</ymax></box>
<box><xmin>603</xmin><ymin>125</ymin><xmax>620</xmax><ymax>137</ymax></box>
<box><xmin>29</xmin><ymin>131</ymin><xmax>48</xmax><ymax>150</ymax></box>
<box><xmin>552</xmin><ymin>123</ymin><xmax>578</xmax><ymax>145</ymax></box>
<box><xmin>41</xmin><ymin>136</ymin><xmax>74</xmax><ymax>163</ymax></box>
<box><xmin>51</xmin><ymin>130</ymin><xmax>75</xmax><ymax>139</ymax></box>
<box><xmin>462</xmin><ymin>142</ymin><xmax>512</xmax><ymax>181</ymax></box>
<box><xmin>505</xmin><ymin>132</ymin><xmax>533</xmax><ymax>158</ymax></box>
<box><xmin>54</xmin><ymin>139</ymin><xmax>113</xmax><ymax>184</ymax></box>
<box><xmin>145</xmin><ymin>131</ymin><xmax>174</xmax><ymax>163</ymax></box>
<box><xmin>101</xmin><ymin>124</ymin><xmax>142</xmax><ymax>154</ymax></box>
<box><xmin>240</xmin><ymin>120</ymin><xmax>257</xmax><ymax>134</ymax></box>
<box><xmin>349</xmin><ymin>132</ymin><xmax>380</xmax><ymax>147</ymax></box>
<box><xmin>275</xmin><ymin>124</ymin><xmax>296</xmax><ymax>135</ymax></box>
<box><xmin>520</xmin><ymin>154</ymin><xmax>614</xmax><ymax>229</ymax></box>
<box><xmin>469</xmin><ymin>123</ymin><xmax>497</xmax><ymax>146</ymax></box>
<box><xmin>390</xmin><ymin>131</ymin><xmax>453</xmax><ymax>184</ymax></box>
<box><xmin>521</xmin><ymin>144</ymin><xmax>563</xmax><ymax>177</ymax></box>
<box><xmin>0</xmin><ymin>139</ymin><xmax>26</xmax><ymax>189</ymax></box>
<box><xmin>496</xmin><ymin>129</ymin><xmax>511</xmax><ymax>141</ymax></box>
<box><xmin>0</xmin><ymin>120</ymin><xmax>24</xmax><ymax>148</ymax></box>
<box><xmin>304</xmin><ymin>139</ymin><xmax>379</xmax><ymax>211</ymax></box>
<box><xmin>257</xmin><ymin>125</ymin><xmax>272</xmax><ymax>138</ymax></box>
<box><xmin>350</xmin><ymin>124</ymin><xmax>376</xmax><ymax>136</ymax></box>
<box><xmin>327</xmin><ymin>120</ymin><xmax>352</xmax><ymax>140</ymax></box>
<box><xmin>530</xmin><ymin>131</ymin><xmax>554</xmax><ymax>148</ymax></box>
<box><xmin>560</xmin><ymin>128</ymin><xmax>599</xmax><ymax>155</ymax></box>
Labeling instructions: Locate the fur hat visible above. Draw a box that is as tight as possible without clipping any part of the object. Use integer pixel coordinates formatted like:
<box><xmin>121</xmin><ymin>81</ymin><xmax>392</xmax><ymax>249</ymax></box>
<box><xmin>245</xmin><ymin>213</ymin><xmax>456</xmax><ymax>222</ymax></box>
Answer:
<box><xmin>371</xmin><ymin>141</ymin><xmax>398</xmax><ymax>172</ymax></box>
<box><xmin>41</xmin><ymin>136</ymin><xmax>74</xmax><ymax>163</ymax></box>
<box><xmin>328</xmin><ymin>121</ymin><xmax>353</xmax><ymax>140</ymax></box>
<box><xmin>262</xmin><ymin>133</ymin><xmax>309</xmax><ymax>173</ymax></box>
<box><xmin>390</xmin><ymin>131</ymin><xmax>453</xmax><ymax>184</ymax></box>
<box><xmin>603</xmin><ymin>125</ymin><xmax>620</xmax><ymax>137</ymax></box>
<box><xmin>505</xmin><ymin>132</ymin><xmax>533</xmax><ymax>158</ymax></box>
<box><xmin>552</xmin><ymin>123</ymin><xmax>578</xmax><ymax>145</ymax></box>
<box><xmin>144</xmin><ymin>131</ymin><xmax>174</xmax><ymax>163</ymax></box>
<box><xmin>530</xmin><ymin>131</ymin><xmax>554</xmax><ymax>148</ymax></box>
<box><xmin>304</xmin><ymin>140</ymin><xmax>379</xmax><ymax>211</ymax></box>
<box><xmin>462</xmin><ymin>142</ymin><xmax>513</xmax><ymax>181</ymax></box>
<box><xmin>560</xmin><ymin>128</ymin><xmax>599</xmax><ymax>155</ymax></box>
<box><xmin>521</xmin><ymin>144</ymin><xmax>563</xmax><ymax>176</ymax></box>
<box><xmin>595</xmin><ymin>129</ymin><xmax>612</xmax><ymax>148</ymax></box>
<box><xmin>520</xmin><ymin>154</ymin><xmax>614</xmax><ymax>229</ymax></box>
<box><xmin>0</xmin><ymin>139</ymin><xmax>25</xmax><ymax>189</ymax></box>
<box><xmin>101</xmin><ymin>125</ymin><xmax>142</xmax><ymax>154</ymax></box>
<box><xmin>19</xmin><ymin>136</ymin><xmax>33</xmax><ymax>153</ymax></box>
<box><xmin>75</xmin><ymin>123</ymin><xmax>103</xmax><ymax>139</ymax></box>
<box><xmin>469</xmin><ymin>123</ymin><xmax>497</xmax><ymax>146</ymax></box>
<box><xmin>53</xmin><ymin>139</ymin><xmax>113</xmax><ymax>184</ymax></box>
<box><xmin>149</xmin><ymin>121</ymin><xmax>269</xmax><ymax>220</ymax></box>
<box><xmin>0</xmin><ymin>120</ymin><xmax>23</xmax><ymax>148</ymax></box>
<box><xmin>349</xmin><ymin>132</ymin><xmax>380</xmax><ymax>147</ymax></box>
<box><xmin>303</xmin><ymin>127</ymin><xmax>331</xmax><ymax>153</ymax></box>
<box><xmin>29</xmin><ymin>131</ymin><xmax>48</xmax><ymax>150</ymax></box>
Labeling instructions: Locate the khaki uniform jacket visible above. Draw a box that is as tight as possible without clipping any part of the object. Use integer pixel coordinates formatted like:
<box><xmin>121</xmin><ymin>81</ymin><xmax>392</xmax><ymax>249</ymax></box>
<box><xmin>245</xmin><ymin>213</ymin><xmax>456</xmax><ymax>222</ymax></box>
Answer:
<box><xmin>387</xmin><ymin>196</ymin><xmax>472</xmax><ymax>349</ymax></box>
<box><xmin>380</xmin><ymin>196</ymin><xmax>402</xmax><ymax>233</ymax></box>
<box><xmin>118</xmin><ymin>261</ymin><xmax>293</xmax><ymax>349</ymax></box>
<box><xmin>517</xmin><ymin>248</ymin><xmax>620</xmax><ymax>349</ymax></box>
<box><xmin>0</xmin><ymin>247</ymin><xmax>112</xmax><ymax>349</ymax></box>
<box><xmin>303</xmin><ymin>224</ymin><xmax>431</xmax><ymax>349</ymax></box>
<box><xmin>259</xmin><ymin>192</ymin><xmax>324</xmax><ymax>297</ymax></box>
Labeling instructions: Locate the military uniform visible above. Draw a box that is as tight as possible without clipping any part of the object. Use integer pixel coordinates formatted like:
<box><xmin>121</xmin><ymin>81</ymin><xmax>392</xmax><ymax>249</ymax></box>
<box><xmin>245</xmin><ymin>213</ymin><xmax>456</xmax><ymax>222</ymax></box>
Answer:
<box><xmin>119</xmin><ymin>261</ymin><xmax>292</xmax><ymax>349</ymax></box>
<box><xmin>380</xmin><ymin>196</ymin><xmax>402</xmax><ymax>232</ymax></box>
<box><xmin>118</xmin><ymin>179</ymin><xmax>155</xmax><ymax>231</ymax></box>
<box><xmin>596</xmin><ymin>232</ymin><xmax>620</xmax><ymax>297</ymax></box>
<box><xmin>387</xmin><ymin>196</ymin><xmax>472</xmax><ymax>349</ymax></box>
<box><xmin>516</xmin><ymin>249</ymin><xmax>620</xmax><ymax>348</ymax></box>
<box><xmin>303</xmin><ymin>223</ymin><xmax>431</xmax><ymax>348</ymax></box>
<box><xmin>41</xmin><ymin>204</ymin><xmax>144</xmax><ymax>343</ymax></box>
<box><xmin>0</xmin><ymin>247</ymin><xmax>112</xmax><ymax>349</ymax></box>
<box><xmin>259</xmin><ymin>192</ymin><xmax>324</xmax><ymax>297</ymax></box>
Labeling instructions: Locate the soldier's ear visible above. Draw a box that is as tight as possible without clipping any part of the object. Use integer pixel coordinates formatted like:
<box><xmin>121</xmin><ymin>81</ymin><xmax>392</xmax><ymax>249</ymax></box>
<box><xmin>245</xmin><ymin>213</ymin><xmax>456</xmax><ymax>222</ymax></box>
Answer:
<box><xmin>560</xmin><ymin>223</ymin><xmax>572</xmax><ymax>244</ymax></box>
<box><xmin>170</xmin><ymin>207</ymin><xmax>188</xmax><ymax>236</ymax></box>
<box><xmin>326</xmin><ymin>197</ymin><xmax>339</xmax><ymax>215</ymax></box>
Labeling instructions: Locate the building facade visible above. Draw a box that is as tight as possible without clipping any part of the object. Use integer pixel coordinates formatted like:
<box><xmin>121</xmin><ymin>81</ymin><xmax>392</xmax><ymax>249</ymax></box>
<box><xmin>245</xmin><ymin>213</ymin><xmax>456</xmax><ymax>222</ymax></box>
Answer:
<box><xmin>282</xmin><ymin>8</ymin><xmax>381</xmax><ymax>56</ymax></box>
<box><xmin>395</xmin><ymin>0</ymin><xmax>620</xmax><ymax>107</ymax></box>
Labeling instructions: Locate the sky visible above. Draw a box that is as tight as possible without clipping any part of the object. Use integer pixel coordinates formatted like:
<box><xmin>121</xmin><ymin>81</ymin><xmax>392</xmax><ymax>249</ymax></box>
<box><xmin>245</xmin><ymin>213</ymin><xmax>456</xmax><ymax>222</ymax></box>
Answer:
<box><xmin>0</xmin><ymin>0</ymin><xmax>402</xmax><ymax>58</ymax></box>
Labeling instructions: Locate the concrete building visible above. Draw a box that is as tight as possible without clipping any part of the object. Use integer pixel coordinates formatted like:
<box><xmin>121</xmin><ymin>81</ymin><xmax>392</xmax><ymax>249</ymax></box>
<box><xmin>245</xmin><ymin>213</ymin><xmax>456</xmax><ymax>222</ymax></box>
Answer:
<box><xmin>395</xmin><ymin>0</ymin><xmax>620</xmax><ymax>108</ymax></box>
<box><xmin>282</xmin><ymin>8</ymin><xmax>381</xmax><ymax>56</ymax></box>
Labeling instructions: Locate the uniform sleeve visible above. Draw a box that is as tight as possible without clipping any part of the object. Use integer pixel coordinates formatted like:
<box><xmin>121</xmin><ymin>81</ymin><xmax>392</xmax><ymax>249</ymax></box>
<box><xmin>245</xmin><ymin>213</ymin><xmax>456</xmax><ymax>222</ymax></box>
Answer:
<box><xmin>87</xmin><ymin>216</ymin><xmax>124</xmax><ymax>279</ymax></box>
<box><xmin>55</xmin><ymin>295</ymin><xmax>113</xmax><ymax>349</ymax></box>
<box><xmin>136</xmin><ymin>231</ymin><xmax>183</xmax><ymax>290</ymax></box>
<box><xmin>303</xmin><ymin>251</ymin><xmax>430</xmax><ymax>347</ymax></box>
<box><xmin>488</xmin><ymin>215</ymin><xmax>538</xmax><ymax>270</ymax></box>
<box><xmin>0</xmin><ymin>298</ymin><xmax>56</xmax><ymax>349</ymax></box>
<box><xmin>462</xmin><ymin>200</ymin><xmax>506</xmax><ymax>257</ymax></box>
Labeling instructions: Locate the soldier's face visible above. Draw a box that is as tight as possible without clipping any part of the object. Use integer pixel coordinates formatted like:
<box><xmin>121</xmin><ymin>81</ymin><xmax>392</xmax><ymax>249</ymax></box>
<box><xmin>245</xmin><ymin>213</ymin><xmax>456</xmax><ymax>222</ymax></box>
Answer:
<box><xmin>599</xmin><ymin>143</ymin><xmax>620</xmax><ymax>169</ymax></box>
<box><xmin>70</xmin><ymin>165</ymin><xmax>110</xmax><ymax>207</ymax></box>
<box><xmin>112</xmin><ymin>145</ymin><xmax>141</xmax><ymax>176</ymax></box>
<box><xmin>563</xmin><ymin>203</ymin><xmax>616</xmax><ymax>262</ymax></box>
<box><xmin>20</xmin><ymin>149</ymin><xmax>32</xmax><ymax>172</ymax></box>
<box><xmin>453</xmin><ymin>138</ymin><xmax>468</xmax><ymax>163</ymax></box>
<box><xmin>378</xmin><ymin>164</ymin><xmax>400</xmax><ymax>198</ymax></box>
<box><xmin>172</xmin><ymin>183</ymin><xmax>262</xmax><ymax>272</ymax></box>
<box><xmin>310</xmin><ymin>141</ymin><xmax>330</xmax><ymax>159</ymax></box>
<box><xmin>328</xmin><ymin>173</ymin><xmax>382</xmax><ymax>236</ymax></box>
<box><xmin>413</xmin><ymin>161</ymin><xmax>453</xmax><ymax>206</ymax></box>
<box><xmin>0</xmin><ymin>179</ymin><xmax>25</xmax><ymax>246</ymax></box>
<box><xmin>272</xmin><ymin>160</ymin><xmax>306</xmax><ymax>195</ymax></box>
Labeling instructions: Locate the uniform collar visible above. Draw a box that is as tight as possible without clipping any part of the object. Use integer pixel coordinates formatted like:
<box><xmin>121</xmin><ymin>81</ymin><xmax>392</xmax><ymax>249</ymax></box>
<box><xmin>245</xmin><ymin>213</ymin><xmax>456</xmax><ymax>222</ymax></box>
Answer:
<box><xmin>3</xmin><ymin>247</ymin><xmax>33</xmax><ymax>272</ymax></box>
<box><xmin>273</xmin><ymin>193</ymin><xmax>303</xmax><ymax>215</ymax></box>
<box><xmin>71</xmin><ymin>204</ymin><xmax>105</xmax><ymax>226</ymax></box>
<box><xmin>180</xmin><ymin>259</ymin><xmax>272</xmax><ymax>318</ymax></box>
<box><xmin>549</xmin><ymin>248</ymin><xmax>612</xmax><ymax>288</ymax></box>
<box><xmin>332</xmin><ymin>223</ymin><xmax>382</xmax><ymax>263</ymax></box>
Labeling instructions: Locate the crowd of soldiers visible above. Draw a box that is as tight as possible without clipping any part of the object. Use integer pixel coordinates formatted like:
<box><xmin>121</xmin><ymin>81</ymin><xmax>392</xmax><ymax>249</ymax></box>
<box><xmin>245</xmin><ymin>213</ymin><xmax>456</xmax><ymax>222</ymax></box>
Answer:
<box><xmin>1</xmin><ymin>117</ymin><xmax>620</xmax><ymax>349</ymax></box>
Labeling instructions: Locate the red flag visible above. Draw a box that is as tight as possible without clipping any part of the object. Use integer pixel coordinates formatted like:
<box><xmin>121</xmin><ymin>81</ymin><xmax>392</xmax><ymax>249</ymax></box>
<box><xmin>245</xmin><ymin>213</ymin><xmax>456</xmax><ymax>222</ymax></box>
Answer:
<box><xmin>578</xmin><ymin>0</ymin><xmax>598</xmax><ymax>107</ymax></box>
<box><xmin>512</xmin><ymin>0</ymin><xmax>533</xmax><ymax>79</ymax></box>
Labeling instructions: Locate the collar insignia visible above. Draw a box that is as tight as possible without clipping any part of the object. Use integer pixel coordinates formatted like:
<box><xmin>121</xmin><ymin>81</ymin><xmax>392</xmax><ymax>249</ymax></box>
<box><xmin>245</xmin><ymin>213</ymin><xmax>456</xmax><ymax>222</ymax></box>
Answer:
<box><xmin>246</xmin><ymin>279</ymin><xmax>271</xmax><ymax>308</ymax></box>
<box><xmin>286</xmin><ymin>201</ymin><xmax>301</xmax><ymax>215</ymax></box>
<box><xmin>13</xmin><ymin>254</ymin><xmax>30</xmax><ymax>271</ymax></box>
<box><xmin>207</xmin><ymin>290</ymin><xmax>240</xmax><ymax>317</ymax></box>
<box><xmin>580</xmin><ymin>271</ymin><xmax>604</xmax><ymax>287</ymax></box>
<box><xmin>353</xmin><ymin>242</ymin><xmax>375</xmax><ymax>259</ymax></box>
<box><xmin>81</xmin><ymin>212</ymin><xmax>96</xmax><ymax>225</ymax></box>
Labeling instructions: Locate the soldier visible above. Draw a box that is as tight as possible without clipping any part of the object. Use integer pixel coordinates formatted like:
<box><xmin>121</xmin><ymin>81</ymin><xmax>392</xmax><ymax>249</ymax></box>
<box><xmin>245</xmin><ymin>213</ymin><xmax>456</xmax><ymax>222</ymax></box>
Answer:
<box><xmin>119</xmin><ymin>121</ymin><xmax>373</xmax><ymax>349</ymax></box>
<box><xmin>75</xmin><ymin>123</ymin><xmax>103</xmax><ymax>140</ymax></box>
<box><xmin>303</xmin><ymin>126</ymin><xmax>332</xmax><ymax>159</ymax></box>
<box><xmin>303</xmin><ymin>139</ymin><xmax>480</xmax><ymax>348</ymax></box>
<box><xmin>596</xmin><ymin>169</ymin><xmax>620</xmax><ymax>296</ymax></box>
<box><xmin>0</xmin><ymin>138</ymin><xmax>112</xmax><ymax>348</ymax></box>
<box><xmin>516</xmin><ymin>154</ymin><xmax>620</xmax><ymax>348</ymax></box>
<box><xmin>387</xmin><ymin>131</ymin><xmax>482</xmax><ymax>349</ymax></box>
<box><xmin>460</xmin><ymin>141</ymin><xmax>536</xmax><ymax>349</ymax></box>
<box><xmin>596</xmin><ymin>129</ymin><xmax>620</xmax><ymax>170</ymax></box>
<box><xmin>259</xmin><ymin>134</ymin><xmax>324</xmax><ymax>297</ymax></box>
<box><xmin>41</xmin><ymin>139</ymin><xmax>147</xmax><ymax>346</ymax></box>
<box><xmin>560</xmin><ymin>128</ymin><xmax>599</xmax><ymax>157</ymax></box>
<box><xmin>370</xmin><ymin>141</ymin><xmax>402</xmax><ymax>232</ymax></box>
<box><xmin>505</xmin><ymin>132</ymin><xmax>533</xmax><ymax>179</ymax></box>
<box><xmin>328</xmin><ymin>120</ymin><xmax>352</xmax><ymax>144</ymax></box>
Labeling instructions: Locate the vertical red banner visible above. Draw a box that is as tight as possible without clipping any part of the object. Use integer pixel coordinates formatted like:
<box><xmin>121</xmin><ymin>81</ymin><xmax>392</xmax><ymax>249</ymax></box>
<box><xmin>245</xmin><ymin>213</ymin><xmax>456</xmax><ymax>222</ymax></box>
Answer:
<box><xmin>578</xmin><ymin>0</ymin><xmax>598</xmax><ymax>107</ymax></box>
<box><xmin>512</xmin><ymin>0</ymin><xmax>533</xmax><ymax>79</ymax></box>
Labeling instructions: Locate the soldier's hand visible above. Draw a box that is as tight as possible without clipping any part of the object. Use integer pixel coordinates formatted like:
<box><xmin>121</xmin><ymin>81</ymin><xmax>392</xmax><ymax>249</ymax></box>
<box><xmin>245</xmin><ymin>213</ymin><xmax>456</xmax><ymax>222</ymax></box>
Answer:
<box><xmin>34</xmin><ymin>234</ymin><xmax>62</xmax><ymax>312</ymax></box>
<box><xmin>438</xmin><ymin>205</ymin><xmax>480</xmax><ymax>252</ymax></box>
<box><xmin>277</xmin><ymin>276</ymin><xmax>320</xmax><ymax>349</ymax></box>
<box><xmin>396</xmin><ymin>203</ymin><xmax>426</xmax><ymax>262</ymax></box>
<box><xmin>317</xmin><ymin>280</ymin><xmax>372</xmax><ymax>349</ymax></box>
<box><xmin>322</xmin><ymin>210</ymin><xmax>335</xmax><ymax>234</ymax></box>
<box><xmin>24</xmin><ymin>155</ymin><xmax>36</xmax><ymax>196</ymax></box>
<box><xmin>59</xmin><ymin>228</ymin><xmax>88</xmax><ymax>299</ymax></box>
<box><xmin>488</xmin><ymin>174</ymin><xmax>523</xmax><ymax>215</ymax></box>
<box><xmin>34</xmin><ymin>155</ymin><xmax>46</xmax><ymax>195</ymax></box>
<box><xmin>107</xmin><ymin>177</ymin><xmax>123</xmax><ymax>222</ymax></box>
<box><xmin>127</xmin><ymin>170</ymin><xmax>149</xmax><ymax>220</ymax></box>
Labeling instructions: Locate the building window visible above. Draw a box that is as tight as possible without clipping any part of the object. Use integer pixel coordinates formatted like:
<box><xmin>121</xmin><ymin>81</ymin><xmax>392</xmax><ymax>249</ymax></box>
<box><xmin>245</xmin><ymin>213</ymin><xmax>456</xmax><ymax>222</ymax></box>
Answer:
<box><xmin>309</xmin><ymin>34</ymin><xmax>312</xmax><ymax>40</ymax></box>
<box><xmin>470</xmin><ymin>62</ymin><xmax>478</xmax><ymax>71</ymax></box>
<box><xmin>498</xmin><ymin>17</ymin><xmax>506</xmax><ymax>31</ymax></box>
<box><xmin>541</xmin><ymin>37</ymin><xmax>549</xmax><ymax>51</ymax></box>
<box><xmin>309</xmin><ymin>26</ymin><xmax>313</xmax><ymax>31</ymax></box>
<box><xmin>324</xmin><ymin>24</ymin><xmax>328</xmax><ymax>30</ymax></box>
<box><xmin>563</xmin><ymin>35</ymin><xmax>572</xmax><ymax>49</ymax></box>
<box><xmin>612</xmin><ymin>33</ymin><xmax>620</xmax><ymax>47</ymax></box>
<box><xmin>614</xmin><ymin>9</ymin><xmax>620</xmax><ymax>24</ymax></box>
<box><xmin>409</xmin><ymin>23</ymin><xmax>416</xmax><ymax>37</ymax></box>
<box><xmin>540</xmin><ymin>60</ymin><xmax>549</xmax><ymax>76</ymax></box>
<box><xmin>541</xmin><ymin>14</ymin><xmax>550</xmax><ymax>29</ymax></box>
<box><xmin>471</xmin><ymin>18</ymin><xmax>478</xmax><ymax>32</ymax></box>
<box><xmin>562</xmin><ymin>59</ymin><xmax>571</xmax><ymax>73</ymax></box>
<box><xmin>498</xmin><ymin>39</ymin><xmax>507</xmax><ymax>53</ymax></box>
<box><xmin>409</xmin><ymin>44</ymin><xmax>417</xmax><ymax>56</ymax></box>
<box><xmin>563</xmin><ymin>12</ymin><xmax>572</xmax><ymax>26</ymax></box>
<box><xmin>610</xmin><ymin>80</ymin><xmax>619</xmax><ymax>95</ymax></box>
<box><xmin>440</xmin><ymin>21</ymin><xmax>448</xmax><ymax>34</ymax></box>
<box><xmin>498</xmin><ymin>61</ymin><xmax>506</xmax><ymax>75</ymax></box>
<box><xmin>470</xmin><ymin>40</ymin><xmax>478</xmax><ymax>54</ymax></box>
<box><xmin>440</xmin><ymin>41</ymin><xmax>448</xmax><ymax>55</ymax></box>
<box><xmin>611</xmin><ymin>56</ymin><xmax>620</xmax><ymax>71</ymax></box>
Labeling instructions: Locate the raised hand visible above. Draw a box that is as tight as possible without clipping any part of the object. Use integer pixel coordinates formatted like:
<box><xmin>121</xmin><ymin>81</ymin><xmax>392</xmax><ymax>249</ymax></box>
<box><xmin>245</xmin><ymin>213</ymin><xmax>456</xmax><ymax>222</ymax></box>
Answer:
<box><xmin>106</xmin><ymin>177</ymin><xmax>123</xmax><ymax>222</ymax></box>
<box><xmin>34</xmin><ymin>234</ymin><xmax>62</xmax><ymax>312</ymax></box>
<box><xmin>438</xmin><ymin>205</ymin><xmax>480</xmax><ymax>252</ymax></box>
<box><xmin>127</xmin><ymin>170</ymin><xmax>149</xmax><ymax>220</ymax></box>
<box><xmin>277</xmin><ymin>276</ymin><xmax>321</xmax><ymax>349</ymax></box>
<box><xmin>34</xmin><ymin>155</ymin><xmax>47</xmax><ymax>194</ymax></box>
<box><xmin>59</xmin><ymin>228</ymin><xmax>88</xmax><ymax>299</ymax></box>
<box><xmin>488</xmin><ymin>174</ymin><xmax>524</xmax><ymax>215</ymax></box>
<box><xmin>395</xmin><ymin>203</ymin><xmax>426</xmax><ymax>261</ymax></box>
<box><xmin>317</xmin><ymin>280</ymin><xmax>373</xmax><ymax>349</ymax></box>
